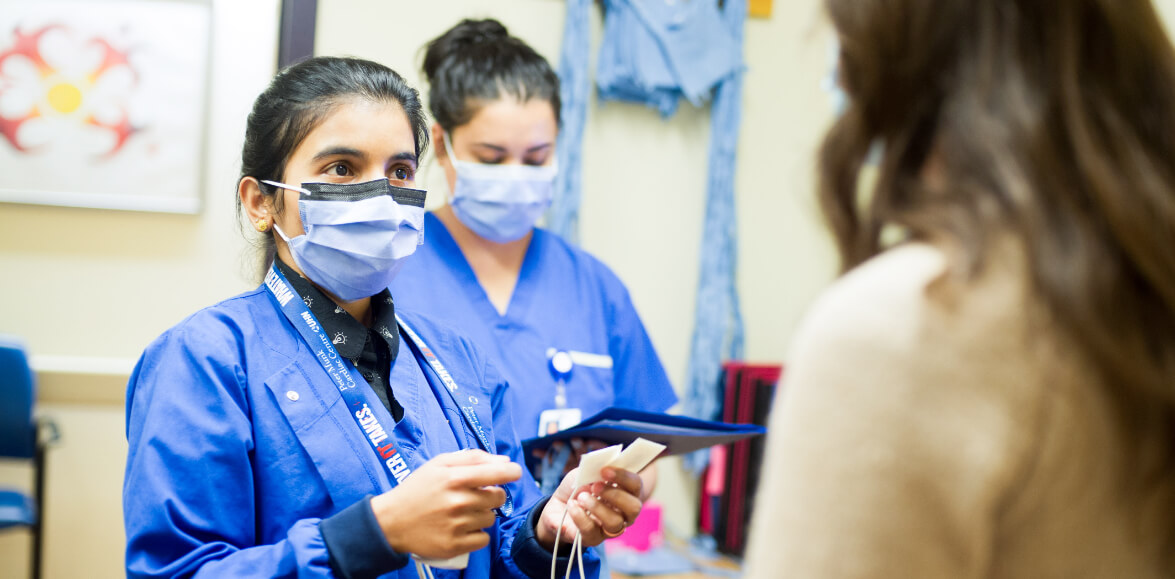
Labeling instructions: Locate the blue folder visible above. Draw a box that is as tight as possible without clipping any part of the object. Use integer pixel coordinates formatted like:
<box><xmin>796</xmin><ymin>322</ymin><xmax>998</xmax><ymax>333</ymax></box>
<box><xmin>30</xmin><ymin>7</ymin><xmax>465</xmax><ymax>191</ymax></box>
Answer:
<box><xmin>520</xmin><ymin>407</ymin><xmax>765</xmax><ymax>472</ymax></box>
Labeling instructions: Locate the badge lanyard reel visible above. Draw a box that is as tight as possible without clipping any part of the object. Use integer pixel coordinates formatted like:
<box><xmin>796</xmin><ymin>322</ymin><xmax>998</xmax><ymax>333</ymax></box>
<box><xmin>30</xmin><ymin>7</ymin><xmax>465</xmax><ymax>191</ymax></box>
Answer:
<box><xmin>539</xmin><ymin>351</ymin><xmax>581</xmax><ymax>494</ymax></box>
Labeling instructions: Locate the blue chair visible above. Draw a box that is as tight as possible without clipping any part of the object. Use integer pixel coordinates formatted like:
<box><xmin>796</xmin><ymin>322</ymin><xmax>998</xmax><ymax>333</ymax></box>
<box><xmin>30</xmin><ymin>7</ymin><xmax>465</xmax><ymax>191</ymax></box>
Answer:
<box><xmin>0</xmin><ymin>336</ymin><xmax>58</xmax><ymax>579</ymax></box>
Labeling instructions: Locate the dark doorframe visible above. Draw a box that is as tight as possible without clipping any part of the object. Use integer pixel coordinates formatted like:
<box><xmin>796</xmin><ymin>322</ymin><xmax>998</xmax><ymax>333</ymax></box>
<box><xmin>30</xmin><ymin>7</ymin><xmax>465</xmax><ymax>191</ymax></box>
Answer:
<box><xmin>278</xmin><ymin>0</ymin><xmax>317</xmax><ymax>69</ymax></box>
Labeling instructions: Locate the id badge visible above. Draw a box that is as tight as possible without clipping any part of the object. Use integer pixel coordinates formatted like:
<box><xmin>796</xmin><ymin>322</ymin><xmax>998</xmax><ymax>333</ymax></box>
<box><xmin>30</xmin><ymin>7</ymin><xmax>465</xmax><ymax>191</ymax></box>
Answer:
<box><xmin>538</xmin><ymin>408</ymin><xmax>582</xmax><ymax>436</ymax></box>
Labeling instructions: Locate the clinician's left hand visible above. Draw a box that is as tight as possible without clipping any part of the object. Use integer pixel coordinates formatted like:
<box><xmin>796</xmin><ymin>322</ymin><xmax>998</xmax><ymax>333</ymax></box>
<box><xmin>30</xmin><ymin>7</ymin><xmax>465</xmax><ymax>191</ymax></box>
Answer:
<box><xmin>535</xmin><ymin>466</ymin><xmax>644</xmax><ymax>549</ymax></box>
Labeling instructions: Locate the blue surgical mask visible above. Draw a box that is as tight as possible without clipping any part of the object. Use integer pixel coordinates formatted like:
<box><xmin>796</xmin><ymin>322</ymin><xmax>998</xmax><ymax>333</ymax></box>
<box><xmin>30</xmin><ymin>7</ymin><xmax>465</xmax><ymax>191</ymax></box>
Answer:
<box><xmin>444</xmin><ymin>132</ymin><xmax>557</xmax><ymax>243</ymax></box>
<box><xmin>263</xmin><ymin>178</ymin><xmax>427</xmax><ymax>301</ymax></box>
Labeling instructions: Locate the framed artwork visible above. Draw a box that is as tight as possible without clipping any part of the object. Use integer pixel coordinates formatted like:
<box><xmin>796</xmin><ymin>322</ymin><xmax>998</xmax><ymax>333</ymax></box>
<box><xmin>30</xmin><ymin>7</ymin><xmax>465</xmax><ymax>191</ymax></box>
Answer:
<box><xmin>0</xmin><ymin>0</ymin><xmax>212</xmax><ymax>213</ymax></box>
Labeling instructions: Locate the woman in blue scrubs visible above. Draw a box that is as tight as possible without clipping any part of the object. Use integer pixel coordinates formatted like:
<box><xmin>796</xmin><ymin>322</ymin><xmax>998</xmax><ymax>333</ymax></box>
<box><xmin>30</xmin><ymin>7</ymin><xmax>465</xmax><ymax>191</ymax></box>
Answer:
<box><xmin>123</xmin><ymin>56</ymin><xmax>644</xmax><ymax>579</ymax></box>
<box><xmin>389</xmin><ymin>20</ymin><xmax>677</xmax><ymax>492</ymax></box>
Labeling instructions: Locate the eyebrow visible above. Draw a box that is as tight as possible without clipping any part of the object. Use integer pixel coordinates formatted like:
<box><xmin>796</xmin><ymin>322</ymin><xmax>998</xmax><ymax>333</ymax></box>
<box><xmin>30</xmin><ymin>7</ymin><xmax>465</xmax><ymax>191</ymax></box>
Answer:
<box><xmin>389</xmin><ymin>151</ymin><xmax>418</xmax><ymax>167</ymax></box>
<box><xmin>313</xmin><ymin>147</ymin><xmax>418</xmax><ymax>167</ymax></box>
<box><xmin>312</xmin><ymin>146</ymin><xmax>365</xmax><ymax>162</ymax></box>
<box><xmin>473</xmin><ymin>142</ymin><xmax>553</xmax><ymax>155</ymax></box>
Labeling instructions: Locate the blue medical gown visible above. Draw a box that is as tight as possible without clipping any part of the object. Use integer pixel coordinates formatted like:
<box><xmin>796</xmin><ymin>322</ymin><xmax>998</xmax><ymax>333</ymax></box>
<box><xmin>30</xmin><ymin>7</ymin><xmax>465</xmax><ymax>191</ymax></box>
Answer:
<box><xmin>390</xmin><ymin>213</ymin><xmax>677</xmax><ymax>441</ymax></box>
<box><xmin>123</xmin><ymin>286</ymin><xmax>571</xmax><ymax>578</ymax></box>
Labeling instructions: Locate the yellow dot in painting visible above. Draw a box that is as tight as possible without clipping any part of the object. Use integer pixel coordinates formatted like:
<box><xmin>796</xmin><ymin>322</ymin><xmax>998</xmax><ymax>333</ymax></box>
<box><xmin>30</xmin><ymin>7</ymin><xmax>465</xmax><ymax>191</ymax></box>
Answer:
<box><xmin>47</xmin><ymin>82</ymin><xmax>83</xmax><ymax>114</ymax></box>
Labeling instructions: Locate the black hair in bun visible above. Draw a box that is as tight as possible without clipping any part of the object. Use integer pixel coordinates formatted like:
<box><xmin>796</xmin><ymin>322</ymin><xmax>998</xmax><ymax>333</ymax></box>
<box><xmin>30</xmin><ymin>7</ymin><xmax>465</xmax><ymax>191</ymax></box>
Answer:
<box><xmin>422</xmin><ymin>18</ymin><xmax>560</xmax><ymax>131</ymax></box>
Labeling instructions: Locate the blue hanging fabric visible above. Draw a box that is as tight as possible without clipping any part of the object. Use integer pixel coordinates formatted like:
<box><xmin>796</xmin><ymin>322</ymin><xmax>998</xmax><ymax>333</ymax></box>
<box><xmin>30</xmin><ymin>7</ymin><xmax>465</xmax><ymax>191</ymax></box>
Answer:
<box><xmin>554</xmin><ymin>0</ymin><xmax>747</xmax><ymax>473</ymax></box>
<box><xmin>548</xmin><ymin>0</ymin><xmax>593</xmax><ymax>242</ymax></box>
<box><xmin>596</xmin><ymin>0</ymin><xmax>743</xmax><ymax>118</ymax></box>
<box><xmin>680</xmin><ymin>0</ymin><xmax>747</xmax><ymax>473</ymax></box>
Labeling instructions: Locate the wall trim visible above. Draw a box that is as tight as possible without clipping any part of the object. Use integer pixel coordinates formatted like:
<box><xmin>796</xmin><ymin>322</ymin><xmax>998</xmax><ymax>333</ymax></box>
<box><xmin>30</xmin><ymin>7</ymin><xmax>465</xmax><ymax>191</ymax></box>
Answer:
<box><xmin>31</xmin><ymin>355</ymin><xmax>136</xmax><ymax>406</ymax></box>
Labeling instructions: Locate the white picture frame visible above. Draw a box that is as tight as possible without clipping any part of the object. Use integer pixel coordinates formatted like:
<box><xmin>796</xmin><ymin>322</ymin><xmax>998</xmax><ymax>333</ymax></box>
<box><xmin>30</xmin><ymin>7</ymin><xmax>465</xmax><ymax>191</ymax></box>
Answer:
<box><xmin>0</xmin><ymin>0</ymin><xmax>212</xmax><ymax>214</ymax></box>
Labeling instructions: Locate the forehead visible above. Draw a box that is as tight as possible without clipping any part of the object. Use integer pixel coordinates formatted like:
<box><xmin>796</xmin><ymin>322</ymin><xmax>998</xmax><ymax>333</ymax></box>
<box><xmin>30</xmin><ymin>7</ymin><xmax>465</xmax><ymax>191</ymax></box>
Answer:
<box><xmin>460</xmin><ymin>98</ymin><xmax>557</xmax><ymax>143</ymax></box>
<box><xmin>293</xmin><ymin>98</ymin><xmax>416</xmax><ymax>160</ymax></box>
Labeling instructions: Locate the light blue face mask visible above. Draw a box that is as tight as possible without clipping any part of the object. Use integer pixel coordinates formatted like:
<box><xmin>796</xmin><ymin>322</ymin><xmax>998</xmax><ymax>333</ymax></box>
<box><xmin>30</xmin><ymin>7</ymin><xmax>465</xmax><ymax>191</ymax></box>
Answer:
<box><xmin>444</xmin><ymin>132</ymin><xmax>557</xmax><ymax>243</ymax></box>
<box><xmin>263</xmin><ymin>178</ymin><xmax>427</xmax><ymax>302</ymax></box>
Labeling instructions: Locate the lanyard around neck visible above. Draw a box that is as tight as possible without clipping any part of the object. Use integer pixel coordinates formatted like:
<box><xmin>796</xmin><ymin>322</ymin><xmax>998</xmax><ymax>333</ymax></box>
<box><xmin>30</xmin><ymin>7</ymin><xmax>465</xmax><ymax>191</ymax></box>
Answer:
<box><xmin>264</xmin><ymin>265</ymin><xmax>417</xmax><ymax>486</ymax></box>
<box><xmin>263</xmin><ymin>264</ymin><xmax>512</xmax><ymax>515</ymax></box>
<box><xmin>397</xmin><ymin>315</ymin><xmax>514</xmax><ymax>517</ymax></box>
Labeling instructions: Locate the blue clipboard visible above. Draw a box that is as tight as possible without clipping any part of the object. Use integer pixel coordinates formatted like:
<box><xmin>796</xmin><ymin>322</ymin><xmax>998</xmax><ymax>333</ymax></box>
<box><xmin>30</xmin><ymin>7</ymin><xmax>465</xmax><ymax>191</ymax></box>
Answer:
<box><xmin>520</xmin><ymin>407</ymin><xmax>765</xmax><ymax>472</ymax></box>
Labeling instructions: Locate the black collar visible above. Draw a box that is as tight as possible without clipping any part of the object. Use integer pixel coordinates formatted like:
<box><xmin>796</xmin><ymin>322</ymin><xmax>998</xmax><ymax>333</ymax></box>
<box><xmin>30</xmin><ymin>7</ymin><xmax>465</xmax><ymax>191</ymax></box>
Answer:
<box><xmin>274</xmin><ymin>259</ymin><xmax>399</xmax><ymax>361</ymax></box>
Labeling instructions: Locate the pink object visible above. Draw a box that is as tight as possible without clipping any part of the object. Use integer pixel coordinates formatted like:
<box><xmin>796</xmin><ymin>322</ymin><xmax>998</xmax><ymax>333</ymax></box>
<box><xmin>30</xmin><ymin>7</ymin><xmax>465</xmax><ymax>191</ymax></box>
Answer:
<box><xmin>609</xmin><ymin>499</ymin><xmax>662</xmax><ymax>552</ymax></box>
<box><xmin>706</xmin><ymin>445</ymin><xmax>727</xmax><ymax>495</ymax></box>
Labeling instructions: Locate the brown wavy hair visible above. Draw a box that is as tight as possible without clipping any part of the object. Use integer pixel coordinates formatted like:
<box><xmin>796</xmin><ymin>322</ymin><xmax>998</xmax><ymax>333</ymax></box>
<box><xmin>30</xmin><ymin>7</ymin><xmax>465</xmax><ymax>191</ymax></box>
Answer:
<box><xmin>821</xmin><ymin>0</ymin><xmax>1175</xmax><ymax>486</ymax></box>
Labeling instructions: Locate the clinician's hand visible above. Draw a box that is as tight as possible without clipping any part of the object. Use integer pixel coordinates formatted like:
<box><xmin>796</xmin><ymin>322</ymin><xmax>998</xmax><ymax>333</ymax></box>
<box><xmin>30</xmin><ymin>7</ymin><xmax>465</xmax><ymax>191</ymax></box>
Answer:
<box><xmin>371</xmin><ymin>449</ymin><xmax>521</xmax><ymax>559</ymax></box>
<box><xmin>531</xmin><ymin>439</ymin><xmax>659</xmax><ymax>501</ymax></box>
<box><xmin>534</xmin><ymin>466</ymin><xmax>644</xmax><ymax>550</ymax></box>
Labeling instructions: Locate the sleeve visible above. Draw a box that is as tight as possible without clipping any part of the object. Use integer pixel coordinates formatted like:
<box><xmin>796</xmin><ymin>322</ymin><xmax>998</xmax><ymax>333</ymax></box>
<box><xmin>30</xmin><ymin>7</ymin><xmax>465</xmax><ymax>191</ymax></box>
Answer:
<box><xmin>123</xmin><ymin>319</ymin><xmax>337</xmax><ymax>579</ymax></box>
<box><xmin>741</xmin><ymin>257</ymin><xmax>1029</xmax><ymax>579</ymax></box>
<box><xmin>482</xmin><ymin>358</ymin><xmax>602</xmax><ymax>579</ymax></box>
<box><xmin>603</xmin><ymin>273</ymin><xmax>678</xmax><ymax>413</ymax></box>
<box><xmin>320</xmin><ymin>497</ymin><xmax>409</xmax><ymax>579</ymax></box>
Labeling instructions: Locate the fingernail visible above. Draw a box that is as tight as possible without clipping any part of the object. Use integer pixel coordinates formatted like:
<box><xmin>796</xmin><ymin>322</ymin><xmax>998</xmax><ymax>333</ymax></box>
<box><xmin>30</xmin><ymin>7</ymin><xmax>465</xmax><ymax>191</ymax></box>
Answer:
<box><xmin>602</xmin><ymin>468</ymin><xmax>615</xmax><ymax>481</ymax></box>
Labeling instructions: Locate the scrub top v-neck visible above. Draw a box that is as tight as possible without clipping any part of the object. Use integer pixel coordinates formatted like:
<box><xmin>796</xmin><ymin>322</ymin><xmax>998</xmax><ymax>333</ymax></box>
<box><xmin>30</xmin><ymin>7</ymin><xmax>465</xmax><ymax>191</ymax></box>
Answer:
<box><xmin>390</xmin><ymin>212</ymin><xmax>677</xmax><ymax>439</ymax></box>
<box><xmin>431</xmin><ymin>212</ymin><xmax>545</xmax><ymax>330</ymax></box>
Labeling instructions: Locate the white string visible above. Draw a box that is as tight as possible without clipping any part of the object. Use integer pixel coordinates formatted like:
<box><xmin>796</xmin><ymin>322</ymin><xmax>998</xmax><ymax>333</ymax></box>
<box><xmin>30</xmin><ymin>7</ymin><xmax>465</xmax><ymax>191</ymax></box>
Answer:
<box><xmin>563</xmin><ymin>533</ymin><xmax>576</xmax><ymax>579</ymax></box>
<box><xmin>563</xmin><ymin>533</ymin><xmax>584</xmax><ymax>579</ymax></box>
<box><xmin>415</xmin><ymin>560</ymin><xmax>436</xmax><ymax>579</ymax></box>
<box><xmin>550</xmin><ymin>507</ymin><xmax>568</xmax><ymax>579</ymax></box>
<box><xmin>575</xmin><ymin>530</ymin><xmax>585</xmax><ymax>578</ymax></box>
<box><xmin>549</xmin><ymin>503</ymin><xmax>587</xmax><ymax>579</ymax></box>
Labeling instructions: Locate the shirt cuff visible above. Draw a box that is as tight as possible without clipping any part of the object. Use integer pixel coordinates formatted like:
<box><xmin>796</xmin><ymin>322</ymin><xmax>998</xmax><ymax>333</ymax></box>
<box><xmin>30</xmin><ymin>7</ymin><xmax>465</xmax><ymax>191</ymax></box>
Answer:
<box><xmin>320</xmin><ymin>495</ymin><xmax>410</xmax><ymax>579</ymax></box>
<box><xmin>511</xmin><ymin>496</ymin><xmax>582</xmax><ymax>579</ymax></box>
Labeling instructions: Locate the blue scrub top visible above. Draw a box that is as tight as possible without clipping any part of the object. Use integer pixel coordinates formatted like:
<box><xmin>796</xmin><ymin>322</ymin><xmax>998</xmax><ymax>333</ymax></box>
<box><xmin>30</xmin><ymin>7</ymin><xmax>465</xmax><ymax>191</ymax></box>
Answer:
<box><xmin>122</xmin><ymin>286</ymin><xmax>587</xmax><ymax>578</ymax></box>
<box><xmin>390</xmin><ymin>213</ymin><xmax>677</xmax><ymax>440</ymax></box>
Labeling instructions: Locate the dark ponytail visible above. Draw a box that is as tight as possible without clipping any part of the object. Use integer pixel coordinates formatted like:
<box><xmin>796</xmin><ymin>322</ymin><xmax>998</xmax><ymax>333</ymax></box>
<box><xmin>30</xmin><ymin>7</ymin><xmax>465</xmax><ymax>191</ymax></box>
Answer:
<box><xmin>422</xmin><ymin>18</ymin><xmax>560</xmax><ymax>131</ymax></box>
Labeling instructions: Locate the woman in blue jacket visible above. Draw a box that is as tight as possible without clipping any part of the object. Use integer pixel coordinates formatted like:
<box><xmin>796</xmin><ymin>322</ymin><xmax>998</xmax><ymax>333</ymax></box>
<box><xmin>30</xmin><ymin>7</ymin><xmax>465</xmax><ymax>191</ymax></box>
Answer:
<box><xmin>123</xmin><ymin>56</ymin><xmax>643</xmax><ymax>579</ymax></box>
<box><xmin>390</xmin><ymin>19</ymin><xmax>677</xmax><ymax>492</ymax></box>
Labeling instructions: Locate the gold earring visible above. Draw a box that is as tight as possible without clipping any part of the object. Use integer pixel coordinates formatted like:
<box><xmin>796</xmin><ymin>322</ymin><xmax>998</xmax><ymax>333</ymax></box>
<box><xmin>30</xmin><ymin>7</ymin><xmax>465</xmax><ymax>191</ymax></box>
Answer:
<box><xmin>255</xmin><ymin>219</ymin><xmax>270</xmax><ymax>232</ymax></box>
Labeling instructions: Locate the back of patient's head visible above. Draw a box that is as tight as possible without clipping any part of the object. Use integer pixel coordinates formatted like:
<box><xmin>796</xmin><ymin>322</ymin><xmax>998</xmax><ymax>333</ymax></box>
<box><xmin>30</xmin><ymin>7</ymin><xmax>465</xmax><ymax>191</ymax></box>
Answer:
<box><xmin>823</xmin><ymin>0</ymin><xmax>1175</xmax><ymax>477</ymax></box>
<box><xmin>422</xmin><ymin>18</ymin><xmax>560</xmax><ymax>131</ymax></box>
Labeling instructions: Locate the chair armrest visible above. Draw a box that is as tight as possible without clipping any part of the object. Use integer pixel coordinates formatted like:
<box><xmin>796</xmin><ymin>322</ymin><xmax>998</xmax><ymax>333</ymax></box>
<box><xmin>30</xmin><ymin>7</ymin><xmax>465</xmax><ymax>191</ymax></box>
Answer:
<box><xmin>35</xmin><ymin>417</ymin><xmax>59</xmax><ymax>449</ymax></box>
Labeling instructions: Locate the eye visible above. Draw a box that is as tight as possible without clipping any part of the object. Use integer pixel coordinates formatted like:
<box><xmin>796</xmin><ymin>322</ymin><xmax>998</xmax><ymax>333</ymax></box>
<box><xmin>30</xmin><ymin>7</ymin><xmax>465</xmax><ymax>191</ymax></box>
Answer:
<box><xmin>524</xmin><ymin>157</ymin><xmax>549</xmax><ymax>167</ymax></box>
<box><xmin>327</xmin><ymin>163</ymin><xmax>351</xmax><ymax>177</ymax></box>
<box><xmin>392</xmin><ymin>166</ymin><xmax>413</xmax><ymax>181</ymax></box>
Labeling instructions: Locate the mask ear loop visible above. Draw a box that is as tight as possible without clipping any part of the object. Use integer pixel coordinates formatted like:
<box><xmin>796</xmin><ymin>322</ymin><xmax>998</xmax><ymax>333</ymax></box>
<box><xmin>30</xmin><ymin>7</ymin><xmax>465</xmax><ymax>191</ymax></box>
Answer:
<box><xmin>441</xmin><ymin>132</ymin><xmax>460</xmax><ymax>164</ymax></box>
<box><xmin>258</xmin><ymin>179</ymin><xmax>306</xmax><ymax>246</ymax></box>
<box><xmin>260</xmin><ymin>179</ymin><xmax>311</xmax><ymax>195</ymax></box>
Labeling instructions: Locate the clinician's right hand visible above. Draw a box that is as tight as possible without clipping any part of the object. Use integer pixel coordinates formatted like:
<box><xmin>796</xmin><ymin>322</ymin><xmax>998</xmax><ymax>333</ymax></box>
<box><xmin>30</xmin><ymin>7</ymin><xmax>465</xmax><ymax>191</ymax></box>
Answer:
<box><xmin>370</xmin><ymin>449</ymin><xmax>521</xmax><ymax>560</ymax></box>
